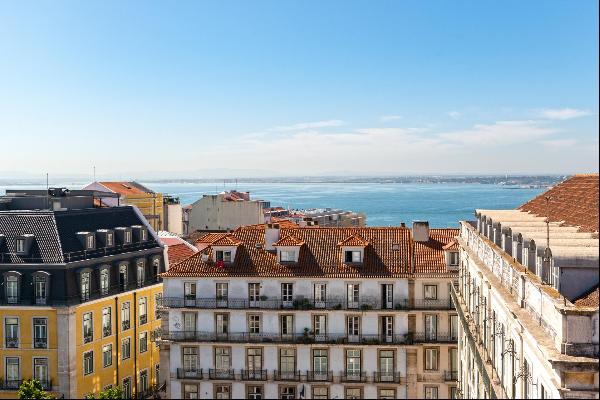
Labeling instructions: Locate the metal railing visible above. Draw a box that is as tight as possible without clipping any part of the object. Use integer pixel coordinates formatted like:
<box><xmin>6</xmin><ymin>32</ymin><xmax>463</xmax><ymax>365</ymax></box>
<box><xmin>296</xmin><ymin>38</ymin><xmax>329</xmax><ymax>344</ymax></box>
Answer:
<box><xmin>209</xmin><ymin>369</ymin><xmax>235</xmax><ymax>380</ymax></box>
<box><xmin>240</xmin><ymin>369</ymin><xmax>267</xmax><ymax>381</ymax></box>
<box><xmin>176</xmin><ymin>368</ymin><xmax>203</xmax><ymax>380</ymax></box>
<box><xmin>306</xmin><ymin>371</ymin><xmax>333</xmax><ymax>382</ymax></box>
<box><xmin>5</xmin><ymin>337</ymin><xmax>18</xmax><ymax>348</ymax></box>
<box><xmin>0</xmin><ymin>379</ymin><xmax>51</xmax><ymax>391</ymax></box>
<box><xmin>340</xmin><ymin>372</ymin><xmax>368</xmax><ymax>383</ymax></box>
<box><xmin>374</xmin><ymin>372</ymin><xmax>401</xmax><ymax>383</ymax></box>
<box><xmin>34</xmin><ymin>338</ymin><xmax>47</xmax><ymax>349</ymax></box>
<box><xmin>444</xmin><ymin>370</ymin><xmax>458</xmax><ymax>381</ymax></box>
<box><xmin>161</xmin><ymin>331</ymin><xmax>413</xmax><ymax>345</ymax></box>
<box><xmin>411</xmin><ymin>332</ymin><xmax>456</xmax><ymax>343</ymax></box>
<box><xmin>273</xmin><ymin>370</ymin><xmax>301</xmax><ymax>381</ymax></box>
<box><xmin>161</xmin><ymin>296</ymin><xmax>454</xmax><ymax>311</ymax></box>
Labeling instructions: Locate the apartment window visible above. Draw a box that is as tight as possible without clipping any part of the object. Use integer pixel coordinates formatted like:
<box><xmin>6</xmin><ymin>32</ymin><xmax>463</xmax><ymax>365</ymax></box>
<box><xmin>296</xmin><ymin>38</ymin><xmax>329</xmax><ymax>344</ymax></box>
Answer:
<box><xmin>155</xmin><ymin>364</ymin><xmax>160</xmax><ymax>387</ymax></box>
<box><xmin>345</xmin><ymin>388</ymin><xmax>361</xmax><ymax>399</ymax></box>
<box><xmin>449</xmin><ymin>251</ymin><xmax>459</xmax><ymax>266</ymax></box>
<box><xmin>280</xmin><ymin>250</ymin><xmax>296</xmax><ymax>262</ymax></box>
<box><xmin>103</xmin><ymin>344</ymin><xmax>112</xmax><ymax>367</ymax></box>
<box><xmin>344</xmin><ymin>250</ymin><xmax>361</xmax><ymax>263</ymax></box>
<box><xmin>6</xmin><ymin>275</ymin><xmax>19</xmax><ymax>304</ymax></box>
<box><xmin>119</xmin><ymin>264</ymin><xmax>128</xmax><ymax>289</ymax></box>
<box><xmin>122</xmin><ymin>302</ymin><xmax>131</xmax><ymax>330</ymax></box>
<box><xmin>139</xmin><ymin>297</ymin><xmax>147</xmax><ymax>325</ymax></box>
<box><xmin>425</xmin><ymin>386</ymin><xmax>439</xmax><ymax>399</ymax></box>
<box><xmin>450</xmin><ymin>315</ymin><xmax>458</xmax><ymax>340</ymax></box>
<box><xmin>450</xmin><ymin>387</ymin><xmax>458</xmax><ymax>399</ymax></box>
<box><xmin>183</xmin><ymin>347</ymin><xmax>198</xmax><ymax>372</ymax></box>
<box><xmin>450</xmin><ymin>347</ymin><xmax>458</xmax><ymax>374</ymax></box>
<box><xmin>380</xmin><ymin>316</ymin><xmax>394</xmax><ymax>341</ymax></box>
<box><xmin>184</xmin><ymin>312</ymin><xmax>197</xmax><ymax>336</ymax></box>
<box><xmin>346</xmin><ymin>349</ymin><xmax>361</xmax><ymax>377</ymax></box>
<box><xmin>86</xmin><ymin>235</ymin><xmax>95</xmax><ymax>250</ymax></box>
<box><xmin>425</xmin><ymin>348</ymin><xmax>439</xmax><ymax>371</ymax></box>
<box><xmin>215</xmin><ymin>250</ymin><xmax>232</xmax><ymax>263</ymax></box>
<box><xmin>347</xmin><ymin>283</ymin><xmax>360</xmax><ymax>308</ymax></box>
<box><xmin>152</xmin><ymin>258</ymin><xmax>161</xmax><ymax>281</ymax></box>
<box><xmin>34</xmin><ymin>275</ymin><xmax>48</xmax><ymax>304</ymax></box>
<box><xmin>83</xmin><ymin>351</ymin><xmax>94</xmax><ymax>375</ymax></box>
<box><xmin>216</xmin><ymin>282</ymin><xmax>228</xmax><ymax>300</ymax></box>
<box><xmin>215</xmin><ymin>347</ymin><xmax>231</xmax><ymax>370</ymax></box>
<box><xmin>246</xmin><ymin>348</ymin><xmax>263</xmax><ymax>371</ymax></box>
<box><xmin>33</xmin><ymin>358</ymin><xmax>48</xmax><ymax>384</ymax></box>
<box><xmin>136</xmin><ymin>260</ymin><xmax>145</xmax><ymax>287</ymax></box>
<box><xmin>379</xmin><ymin>389</ymin><xmax>396</xmax><ymax>399</ymax></box>
<box><xmin>184</xmin><ymin>282</ymin><xmax>196</xmax><ymax>305</ymax></box>
<box><xmin>123</xmin><ymin>377</ymin><xmax>132</xmax><ymax>399</ymax></box>
<box><xmin>279</xmin><ymin>348</ymin><xmax>295</xmax><ymax>373</ymax></box>
<box><xmin>100</xmin><ymin>269</ymin><xmax>110</xmax><ymax>295</ymax></box>
<box><xmin>280</xmin><ymin>387</ymin><xmax>295</xmax><ymax>400</ymax></box>
<box><xmin>379</xmin><ymin>349</ymin><xmax>395</xmax><ymax>378</ymax></box>
<box><xmin>312</xmin><ymin>387</ymin><xmax>328</xmax><ymax>400</ymax></box>
<box><xmin>106</xmin><ymin>232</ymin><xmax>114</xmax><ymax>247</ymax></box>
<box><xmin>424</xmin><ymin>285</ymin><xmax>438</xmax><ymax>300</ymax></box>
<box><xmin>280</xmin><ymin>315</ymin><xmax>293</xmax><ymax>338</ymax></box>
<box><xmin>347</xmin><ymin>315</ymin><xmax>360</xmax><ymax>338</ymax></box>
<box><xmin>5</xmin><ymin>357</ymin><xmax>20</xmax><ymax>386</ymax></box>
<box><xmin>16</xmin><ymin>238</ymin><xmax>25</xmax><ymax>253</ymax></box>
<box><xmin>184</xmin><ymin>384</ymin><xmax>198</xmax><ymax>399</ymax></box>
<box><xmin>122</xmin><ymin>337</ymin><xmax>131</xmax><ymax>360</ymax></box>
<box><xmin>33</xmin><ymin>318</ymin><xmax>48</xmax><ymax>348</ymax></box>
<box><xmin>313</xmin><ymin>315</ymin><xmax>327</xmax><ymax>337</ymax></box>
<box><xmin>425</xmin><ymin>314</ymin><xmax>438</xmax><ymax>341</ymax></box>
<box><xmin>155</xmin><ymin>293</ymin><xmax>162</xmax><ymax>319</ymax></box>
<box><xmin>102</xmin><ymin>307</ymin><xmax>112</xmax><ymax>337</ymax></box>
<box><xmin>313</xmin><ymin>349</ymin><xmax>328</xmax><ymax>374</ymax></box>
<box><xmin>125</xmin><ymin>230</ymin><xmax>132</xmax><ymax>244</ymax></box>
<box><xmin>215</xmin><ymin>385</ymin><xmax>231</xmax><ymax>399</ymax></box>
<box><xmin>381</xmin><ymin>283</ymin><xmax>393</xmax><ymax>309</ymax></box>
<box><xmin>139</xmin><ymin>331</ymin><xmax>148</xmax><ymax>353</ymax></box>
<box><xmin>139</xmin><ymin>370</ymin><xmax>148</xmax><ymax>394</ymax></box>
<box><xmin>141</xmin><ymin>229</ymin><xmax>148</xmax><ymax>241</ymax></box>
<box><xmin>83</xmin><ymin>312</ymin><xmax>93</xmax><ymax>343</ymax></box>
<box><xmin>80</xmin><ymin>271</ymin><xmax>91</xmax><ymax>301</ymax></box>
<box><xmin>540</xmin><ymin>384</ymin><xmax>548</xmax><ymax>399</ymax></box>
<box><xmin>248</xmin><ymin>314</ymin><xmax>261</xmax><ymax>334</ymax></box>
<box><xmin>281</xmin><ymin>283</ymin><xmax>293</xmax><ymax>303</ymax></box>
<box><xmin>248</xmin><ymin>283</ymin><xmax>260</xmax><ymax>305</ymax></box>
<box><xmin>314</xmin><ymin>283</ymin><xmax>327</xmax><ymax>305</ymax></box>
<box><xmin>247</xmin><ymin>386</ymin><xmax>263</xmax><ymax>400</ymax></box>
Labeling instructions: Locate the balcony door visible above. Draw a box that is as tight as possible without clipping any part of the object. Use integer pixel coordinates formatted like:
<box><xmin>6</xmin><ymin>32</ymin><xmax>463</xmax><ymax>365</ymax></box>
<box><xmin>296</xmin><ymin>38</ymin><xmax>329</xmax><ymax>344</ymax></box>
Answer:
<box><xmin>381</xmin><ymin>284</ymin><xmax>393</xmax><ymax>309</ymax></box>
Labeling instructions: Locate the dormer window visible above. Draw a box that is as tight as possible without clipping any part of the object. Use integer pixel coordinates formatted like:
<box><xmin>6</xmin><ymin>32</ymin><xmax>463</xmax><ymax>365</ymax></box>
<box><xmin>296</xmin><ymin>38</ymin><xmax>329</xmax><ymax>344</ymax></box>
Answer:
<box><xmin>345</xmin><ymin>250</ymin><xmax>362</xmax><ymax>263</ymax></box>
<box><xmin>141</xmin><ymin>229</ymin><xmax>147</xmax><ymax>241</ymax></box>
<box><xmin>215</xmin><ymin>250</ymin><xmax>232</xmax><ymax>263</ymax></box>
<box><xmin>16</xmin><ymin>239</ymin><xmax>25</xmax><ymax>253</ymax></box>
<box><xmin>106</xmin><ymin>232</ymin><xmax>114</xmax><ymax>247</ymax></box>
<box><xmin>125</xmin><ymin>231</ymin><xmax>132</xmax><ymax>244</ymax></box>
<box><xmin>80</xmin><ymin>270</ymin><xmax>91</xmax><ymax>301</ymax></box>
<box><xmin>136</xmin><ymin>260</ymin><xmax>145</xmax><ymax>287</ymax></box>
<box><xmin>280</xmin><ymin>250</ymin><xmax>297</xmax><ymax>263</ymax></box>
<box><xmin>86</xmin><ymin>235</ymin><xmax>95</xmax><ymax>250</ymax></box>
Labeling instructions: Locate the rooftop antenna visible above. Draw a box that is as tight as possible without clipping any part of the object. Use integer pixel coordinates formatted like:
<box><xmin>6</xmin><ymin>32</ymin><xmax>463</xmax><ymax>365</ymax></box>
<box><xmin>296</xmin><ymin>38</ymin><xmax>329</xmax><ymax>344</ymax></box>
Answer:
<box><xmin>93</xmin><ymin>166</ymin><xmax>96</xmax><ymax>182</ymax></box>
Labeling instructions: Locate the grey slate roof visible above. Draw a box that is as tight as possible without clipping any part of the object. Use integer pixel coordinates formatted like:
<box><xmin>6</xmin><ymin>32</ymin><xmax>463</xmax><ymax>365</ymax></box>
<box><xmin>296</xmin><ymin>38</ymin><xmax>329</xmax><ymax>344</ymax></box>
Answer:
<box><xmin>0</xmin><ymin>211</ymin><xmax>63</xmax><ymax>263</ymax></box>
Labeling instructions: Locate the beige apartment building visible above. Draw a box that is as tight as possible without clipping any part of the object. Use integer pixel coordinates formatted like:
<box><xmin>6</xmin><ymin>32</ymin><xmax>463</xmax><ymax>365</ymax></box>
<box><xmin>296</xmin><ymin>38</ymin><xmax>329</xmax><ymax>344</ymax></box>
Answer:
<box><xmin>159</xmin><ymin>221</ymin><xmax>460</xmax><ymax>399</ymax></box>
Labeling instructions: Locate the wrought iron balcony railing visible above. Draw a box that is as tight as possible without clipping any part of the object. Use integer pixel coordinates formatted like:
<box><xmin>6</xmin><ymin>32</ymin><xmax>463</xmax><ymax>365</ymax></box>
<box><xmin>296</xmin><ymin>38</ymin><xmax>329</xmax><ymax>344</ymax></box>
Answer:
<box><xmin>5</xmin><ymin>337</ymin><xmax>19</xmax><ymax>348</ymax></box>
<box><xmin>208</xmin><ymin>369</ymin><xmax>235</xmax><ymax>380</ymax></box>
<box><xmin>240</xmin><ymin>369</ymin><xmax>267</xmax><ymax>381</ymax></box>
<box><xmin>176</xmin><ymin>368</ymin><xmax>203</xmax><ymax>380</ymax></box>
<box><xmin>340</xmin><ymin>372</ymin><xmax>368</xmax><ymax>383</ymax></box>
<box><xmin>0</xmin><ymin>379</ymin><xmax>51</xmax><ymax>391</ymax></box>
<box><xmin>444</xmin><ymin>370</ymin><xmax>458</xmax><ymax>381</ymax></box>
<box><xmin>306</xmin><ymin>370</ymin><xmax>333</xmax><ymax>382</ymax></box>
<box><xmin>273</xmin><ymin>370</ymin><xmax>301</xmax><ymax>381</ymax></box>
<box><xmin>374</xmin><ymin>371</ymin><xmax>401</xmax><ymax>383</ymax></box>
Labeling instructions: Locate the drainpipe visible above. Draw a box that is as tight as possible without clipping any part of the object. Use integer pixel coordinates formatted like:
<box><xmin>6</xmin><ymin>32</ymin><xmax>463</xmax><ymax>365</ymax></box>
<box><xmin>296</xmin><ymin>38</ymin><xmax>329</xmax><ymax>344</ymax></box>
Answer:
<box><xmin>133</xmin><ymin>291</ymin><xmax>138</xmax><ymax>398</ymax></box>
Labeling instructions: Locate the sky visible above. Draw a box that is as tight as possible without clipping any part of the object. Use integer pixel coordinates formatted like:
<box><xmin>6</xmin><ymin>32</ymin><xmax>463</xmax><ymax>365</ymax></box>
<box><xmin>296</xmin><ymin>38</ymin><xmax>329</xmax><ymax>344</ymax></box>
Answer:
<box><xmin>0</xmin><ymin>0</ymin><xmax>598</xmax><ymax>179</ymax></box>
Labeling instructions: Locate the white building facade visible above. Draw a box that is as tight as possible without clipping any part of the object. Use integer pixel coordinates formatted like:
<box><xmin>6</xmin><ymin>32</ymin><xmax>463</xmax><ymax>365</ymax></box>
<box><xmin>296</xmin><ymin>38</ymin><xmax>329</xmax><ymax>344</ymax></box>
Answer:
<box><xmin>454</xmin><ymin>175</ymin><xmax>599</xmax><ymax>399</ymax></box>
<box><xmin>159</xmin><ymin>223</ymin><xmax>460</xmax><ymax>399</ymax></box>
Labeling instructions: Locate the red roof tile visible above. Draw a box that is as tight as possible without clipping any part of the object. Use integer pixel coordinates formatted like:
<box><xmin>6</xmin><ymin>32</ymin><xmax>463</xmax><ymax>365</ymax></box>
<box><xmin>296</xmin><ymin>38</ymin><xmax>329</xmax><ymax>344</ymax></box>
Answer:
<box><xmin>210</xmin><ymin>234</ymin><xmax>243</xmax><ymax>246</ymax></box>
<box><xmin>163</xmin><ymin>226</ymin><xmax>458</xmax><ymax>279</ymax></box>
<box><xmin>519</xmin><ymin>174</ymin><xmax>599</xmax><ymax>235</ymax></box>
<box><xmin>99</xmin><ymin>181</ymin><xmax>149</xmax><ymax>196</ymax></box>
<box><xmin>273</xmin><ymin>235</ymin><xmax>305</xmax><ymax>246</ymax></box>
<box><xmin>413</xmin><ymin>229</ymin><xmax>460</xmax><ymax>274</ymax></box>
<box><xmin>442</xmin><ymin>239</ymin><xmax>459</xmax><ymax>250</ymax></box>
<box><xmin>337</xmin><ymin>233</ymin><xmax>369</xmax><ymax>247</ymax></box>
<box><xmin>574</xmin><ymin>285</ymin><xmax>599</xmax><ymax>308</ymax></box>
<box><xmin>167</xmin><ymin>243</ymin><xmax>197</xmax><ymax>265</ymax></box>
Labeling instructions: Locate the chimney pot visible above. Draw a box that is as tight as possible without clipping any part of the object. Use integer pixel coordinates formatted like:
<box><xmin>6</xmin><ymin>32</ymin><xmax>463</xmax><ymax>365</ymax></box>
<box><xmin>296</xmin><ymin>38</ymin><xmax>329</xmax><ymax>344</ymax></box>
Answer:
<box><xmin>412</xmin><ymin>221</ymin><xmax>430</xmax><ymax>242</ymax></box>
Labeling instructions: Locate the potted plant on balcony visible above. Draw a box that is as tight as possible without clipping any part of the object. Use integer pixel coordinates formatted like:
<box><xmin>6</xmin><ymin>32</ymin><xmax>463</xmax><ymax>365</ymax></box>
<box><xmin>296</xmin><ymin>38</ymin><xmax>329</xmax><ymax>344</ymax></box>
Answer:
<box><xmin>300</xmin><ymin>327</ymin><xmax>314</xmax><ymax>344</ymax></box>
<box><xmin>260</xmin><ymin>295</ymin><xmax>268</xmax><ymax>301</ymax></box>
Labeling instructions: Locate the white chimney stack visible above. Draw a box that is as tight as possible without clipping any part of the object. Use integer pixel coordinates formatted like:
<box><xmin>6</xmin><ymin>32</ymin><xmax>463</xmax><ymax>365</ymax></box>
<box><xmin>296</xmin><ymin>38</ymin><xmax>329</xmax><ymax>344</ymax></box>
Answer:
<box><xmin>265</xmin><ymin>223</ymin><xmax>281</xmax><ymax>250</ymax></box>
<box><xmin>412</xmin><ymin>221</ymin><xmax>430</xmax><ymax>242</ymax></box>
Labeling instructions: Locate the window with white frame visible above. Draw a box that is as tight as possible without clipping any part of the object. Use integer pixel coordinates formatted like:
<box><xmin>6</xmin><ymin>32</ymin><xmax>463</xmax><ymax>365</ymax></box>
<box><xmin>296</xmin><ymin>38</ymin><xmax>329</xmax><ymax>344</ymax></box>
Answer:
<box><xmin>136</xmin><ymin>260</ymin><xmax>145</xmax><ymax>287</ymax></box>
<box><xmin>102</xmin><ymin>307</ymin><xmax>112</xmax><ymax>337</ymax></box>
<box><xmin>83</xmin><ymin>312</ymin><xmax>93</xmax><ymax>343</ymax></box>
<box><xmin>425</xmin><ymin>348</ymin><xmax>439</xmax><ymax>371</ymax></box>
<box><xmin>425</xmin><ymin>386</ymin><xmax>439</xmax><ymax>399</ymax></box>
<box><xmin>122</xmin><ymin>302</ymin><xmax>131</xmax><ymax>330</ymax></box>
<box><xmin>215</xmin><ymin>250</ymin><xmax>232</xmax><ymax>263</ymax></box>
<box><xmin>139</xmin><ymin>332</ymin><xmax>148</xmax><ymax>353</ymax></box>
<box><xmin>122</xmin><ymin>337</ymin><xmax>131</xmax><ymax>360</ymax></box>
<box><xmin>103</xmin><ymin>344</ymin><xmax>112</xmax><ymax>367</ymax></box>
<box><xmin>6</xmin><ymin>357</ymin><xmax>20</xmax><ymax>384</ymax></box>
<box><xmin>248</xmin><ymin>314</ymin><xmax>261</xmax><ymax>334</ymax></box>
<box><xmin>216</xmin><ymin>282</ymin><xmax>228</xmax><ymax>300</ymax></box>
<box><xmin>33</xmin><ymin>358</ymin><xmax>48</xmax><ymax>383</ymax></box>
<box><xmin>16</xmin><ymin>239</ymin><xmax>26</xmax><ymax>253</ymax></box>
<box><xmin>449</xmin><ymin>251</ymin><xmax>459</xmax><ymax>265</ymax></box>
<box><xmin>424</xmin><ymin>284</ymin><xmax>438</xmax><ymax>299</ymax></box>
<box><xmin>83</xmin><ymin>351</ymin><xmax>94</xmax><ymax>375</ymax></box>
<box><xmin>86</xmin><ymin>234</ymin><xmax>95</xmax><ymax>250</ymax></box>
<box><xmin>345</xmin><ymin>250</ymin><xmax>362</xmax><ymax>263</ymax></box>
<box><xmin>5</xmin><ymin>317</ymin><xmax>19</xmax><ymax>348</ymax></box>
<box><xmin>139</xmin><ymin>297</ymin><xmax>147</xmax><ymax>325</ymax></box>
<box><xmin>6</xmin><ymin>275</ymin><xmax>19</xmax><ymax>303</ymax></box>
<box><xmin>279</xmin><ymin>250</ymin><xmax>296</xmax><ymax>262</ymax></box>
<box><xmin>34</xmin><ymin>275</ymin><xmax>47</xmax><ymax>304</ymax></box>
<box><xmin>100</xmin><ymin>268</ymin><xmax>110</xmax><ymax>295</ymax></box>
<box><xmin>33</xmin><ymin>318</ymin><xmax>47</xmax><ymax>348</ymax></box>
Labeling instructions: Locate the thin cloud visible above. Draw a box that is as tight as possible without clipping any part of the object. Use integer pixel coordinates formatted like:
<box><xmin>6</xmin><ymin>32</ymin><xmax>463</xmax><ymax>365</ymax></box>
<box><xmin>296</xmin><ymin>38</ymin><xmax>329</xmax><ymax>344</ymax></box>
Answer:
<box><xmin>538</xmin><ymin>108</ymin><xmax>592</xmax><ymax>120</ymax></box>
<box><xmin>438</xmin><ymin>120</ymin><xmax>556</xmax><ymax>146</ymax></box>
<box><xmin>380</xmin><ymin>115</ymin><xmax>403</xmax><ymax>122</ymax></box>
<box><xmin>446</xmin><ymin>111</ymin><xmax>462</xmax><ymax>119</ymax></box>
<box><xmin>270</xmin><ymin>119</ymin><xmax>344</xmax><ymax>132</ymax></box>
<box><xmin>542</xmin><ymin>139</ymin><xmax>578</xmax><ymax>148</ymax></box>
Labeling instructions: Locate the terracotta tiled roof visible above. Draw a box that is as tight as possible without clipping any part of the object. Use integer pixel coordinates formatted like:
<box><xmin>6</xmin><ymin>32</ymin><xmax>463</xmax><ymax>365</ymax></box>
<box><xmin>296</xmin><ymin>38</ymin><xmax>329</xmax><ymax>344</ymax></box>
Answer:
<box><xmin>337</xmin><ymin>233</ymin><xmax>369</xmax><ymax>247</ymax></box>
<box><xmin>518</xmin><ymin>174</ymin><xmax>599</xmax><ymax>235</ymax></box>
<box><xmin>210</xmin><ymin>234</ymin><xmax>243</xmax><ymax>246</ymax></box>
<box><xmin>163</xmin><ymin>226</ymin><xmax>458</xmax><ymax>278</ymax></box>
<box><xmin>442</xmin><ymin>239</ymin><xmax>458</xmax><ymax>250</ymax></box>
<box><xmin>413</xmin><ymin>229</ymin><xmax>460</xmax><ymax>274</ymax></box>
<box><xmin>273</xmin><ymin>235</ymin><xmax>305</xmax><ymax>246</ymax></box>
<box><xmin>98</xmin><ymin>181</ymin><xmax>149</xmax><ymax>196</ymax></box>
<box><xmin>573</xmin><ymin>285</ymin><xmax>599</xmax><ymax>308</ymax></box>
<box><xmin>167</xmin><ymin>243</ymin><xmax>197</xmax><ymax>265</ymax></box>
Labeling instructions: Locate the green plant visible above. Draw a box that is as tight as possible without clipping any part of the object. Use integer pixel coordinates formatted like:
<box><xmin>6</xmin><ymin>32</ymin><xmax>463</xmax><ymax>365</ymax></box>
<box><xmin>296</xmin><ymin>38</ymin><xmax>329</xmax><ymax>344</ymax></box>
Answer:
<box><xmin>82</xmin><ymin>386</ymin><xmax>123</xmax><ymax>399</ymax></box>
<box><xmin>17</xmin><ymin>380</ymin><xmax>55</xmax><ymax>400</ymax></box>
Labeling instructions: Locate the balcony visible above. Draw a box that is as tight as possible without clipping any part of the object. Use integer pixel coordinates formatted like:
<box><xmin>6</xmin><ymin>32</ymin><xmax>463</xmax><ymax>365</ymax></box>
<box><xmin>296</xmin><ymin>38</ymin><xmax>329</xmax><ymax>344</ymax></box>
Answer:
<box><xmin>340</xmin><ymin>372</ymin><xmax>368</xmax><ymax>383</ymax></box>
<box><xmin>122</xmin><ymin>320</ymin><xmax>131</xmax><ymax>331</ymax></box>
<box><xmin>0</xmin><ymin>379</ymin><xmax>21</xmax><ymax>390</ymax></box>
<box><xmin>5</xmin><ymin>337</ymin><xmax>18</xmax><ymax>348</ymax></box>
<box><xmin>34</xmin><ymin>338</ymin><xmax>47</xmax><ymax>349</ymax></box>
<box><xmin>306</xmin><ymin>370</ymin><xmax>333</xmax><ymax>382</ymax></box>
<box><xmin>139</xmin><ymin>314</ymin><xmax>147</xmax><ymax>325</ymax></box>
<box><xmin>176</xmin><ymin>368</ymin><xmax>203</xmax><ymax>380</ymax></box>
<box><xmin>83</xmin><ymin>333</ymin><xmax>93</xmax><ymax>344</ymax></box>
<box><xmin>209</xmin><ymin>369</ymin><xmax>235</xmax><ymax>380</ymax></box>
<box><xmin>444</xmin><ymin>370</ymin><xmax>458</xmax><ymax>381</ymax></box>
<box><xmin>374</xmin><ymin>372</ymin><xmax>401</xmax><ymax>383</ymax></box>
<box><xmin>162</xmin><ymin>331</ymin><xmax>411</xmax><ymax>345</ymax></box>
<box><xmin>161</xmin><ymin>296</ymin><xmax>455</xmax><ymax>311</ymax></box>
<box><xmin>273</xmin><ymin>370</ymin><xmax>301</xmax><ymax>381</ymax></box>
<box><xmin>410</xmin><ymin>332</ymin><xmax>455</xmax><ymax>343</ymax></box>
<box><xmin>103</xmin><ymin>326</ymin><xmax>112</xmax><ymax>337</ymax></box>
<box><xmin>240</xmin><ymin>369</ymin><xmax>267</xmax><ymax>381</ymax></box>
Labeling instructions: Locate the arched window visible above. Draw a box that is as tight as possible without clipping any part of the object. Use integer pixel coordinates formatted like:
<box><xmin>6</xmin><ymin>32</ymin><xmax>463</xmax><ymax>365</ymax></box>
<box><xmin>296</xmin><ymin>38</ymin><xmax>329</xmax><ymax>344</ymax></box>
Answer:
<box><xmin>33</xmin><ymin>273</ymin><xmax>50</xmax><ymax>305</ymax></box>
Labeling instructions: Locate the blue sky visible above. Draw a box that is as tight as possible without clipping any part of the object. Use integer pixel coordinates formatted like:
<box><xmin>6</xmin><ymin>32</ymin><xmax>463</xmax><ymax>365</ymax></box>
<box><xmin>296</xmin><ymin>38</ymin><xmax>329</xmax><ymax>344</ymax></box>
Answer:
<box><xmin>0</xmin><ymin>1</ymin><xmax>598</xmax><ymax>178</ymax></box>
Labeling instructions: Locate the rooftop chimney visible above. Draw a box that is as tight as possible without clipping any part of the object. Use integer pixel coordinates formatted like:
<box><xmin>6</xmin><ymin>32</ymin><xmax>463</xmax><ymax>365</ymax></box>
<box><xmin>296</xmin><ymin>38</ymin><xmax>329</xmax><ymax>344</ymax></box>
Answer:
<box><xmin>265</xmin><ymin>223</ymin><xmax>280</xmax><ymax>250</ymax></box>
<box><xmin>412</xmin><ymin>221</ymin><xmax>430</xmax><ymax>242</ymax></box>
